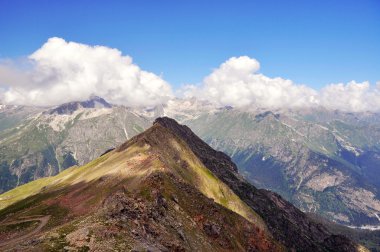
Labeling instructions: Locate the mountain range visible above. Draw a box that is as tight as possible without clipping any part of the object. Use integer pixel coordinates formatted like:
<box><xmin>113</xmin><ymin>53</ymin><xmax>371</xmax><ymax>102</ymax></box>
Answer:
<box><xmin>1</xmin><ymin>96</ymin><xmax>380</xmax><ymax>230</ymax></box>
<box><xmin>0</xmin><ymin>117</ymin><xmax>367</xmax><ymax>251</ymax></box>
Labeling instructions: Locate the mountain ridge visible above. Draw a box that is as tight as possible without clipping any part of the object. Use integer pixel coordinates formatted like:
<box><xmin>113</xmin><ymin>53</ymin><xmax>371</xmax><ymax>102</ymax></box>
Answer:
<box><xmin>46</xmin><ymin>96</ymin><xmax>112</xmax><ymax>115</ymax></box>
<box><xmin>0</xmin><ymin>117</ymin><xmax>366</xmax><ymax>251</ymax></box>
<box><xmin>0</xmin><ymin>117</ymin><xmax>282</xmax><ymax>251</ymax></box>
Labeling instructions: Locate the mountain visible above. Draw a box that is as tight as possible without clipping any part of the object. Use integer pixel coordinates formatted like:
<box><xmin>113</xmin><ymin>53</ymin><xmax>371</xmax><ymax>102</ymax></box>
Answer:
<box><xmin>0</xmin><ymin>117</ymin><xmax>366</xmax><ymax>251</ymax></box>
<box><xmin>0</xmin><ymin>96</ymin><xmax>151</xmax><ymax>193</ymax></box>
<box><xmin>0</xmin><ymin>97</ymin><xmax>221</xmax><ymax>194</ymax></box>
<box><xmin>47</xmin><ymin>95</ymin><xmax>112</xmax><ymax>115</ymax></box>
<box><xmin>308</xmin><ymin>213</ymin><xmax>380</xmax><ymax>251</ymax></box>
<box><xmin>183</xmin><ymin>107</ymin><xmax>380</xmax><ymax>227</ymax></box>
<box><xmin>1</xmin><ymin>97</ymin><xmax>380</xmax><ymax>229</ymax></box>
<box><xmin>0</xmin><ymin>104</ymin><xmax>44</xmax><ymax>132</ymax></box>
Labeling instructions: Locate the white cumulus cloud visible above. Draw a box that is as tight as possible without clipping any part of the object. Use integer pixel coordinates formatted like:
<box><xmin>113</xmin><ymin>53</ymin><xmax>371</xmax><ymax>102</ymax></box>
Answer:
<box><xmin>183</xmin><ymin>56</ymin><xmax>380</xmax><ymax>112</ymax></box>
<box><xmin>0</xmin><ymin>37</ymin><xmax>173</xmax><ymax>107</ymax></box>
<box><xmin>183</xmin><ymin>56</ymin><xmax>318</xmax><ymax>108</ymax></box>
<box><xmin>320</xmin><ymin>81</ymin><xmax>380</xmax><ymax>112</ymax></box>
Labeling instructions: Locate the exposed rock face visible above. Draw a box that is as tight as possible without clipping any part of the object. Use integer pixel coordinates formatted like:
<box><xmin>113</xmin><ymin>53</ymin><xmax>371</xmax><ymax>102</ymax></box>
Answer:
<box><xmin>101</xmin><ymin>173</ymin><xmax>282</xmax><ymax>252</ymax></box>
<box><xmin>154</xmin><ymin>117</ymin><xmax>359</xmax><ymax>252</ymax></box>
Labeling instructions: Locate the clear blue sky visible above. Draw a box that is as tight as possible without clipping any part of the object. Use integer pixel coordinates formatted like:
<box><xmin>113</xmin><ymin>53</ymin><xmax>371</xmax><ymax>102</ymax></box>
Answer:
<box><xmin>0</xmin><ymin>0</ymin><xmax>379</xmax><ymax>89</ymax></box>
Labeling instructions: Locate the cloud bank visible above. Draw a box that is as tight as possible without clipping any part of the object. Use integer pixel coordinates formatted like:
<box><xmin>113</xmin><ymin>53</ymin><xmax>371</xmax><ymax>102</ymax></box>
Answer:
<box><xmin>0</xmin><ymin>37</ymin><xmax>173</xmax><ymax>107</ymax></box>
<box><xmin>183</xmin><ymin>56</ymin><xmax>380</xmax><ymax>112</ymax></box>
<box><xmin>0</xmin><ymin>38</ymin><xmax>379</xmax><ymax>112</ymax></box>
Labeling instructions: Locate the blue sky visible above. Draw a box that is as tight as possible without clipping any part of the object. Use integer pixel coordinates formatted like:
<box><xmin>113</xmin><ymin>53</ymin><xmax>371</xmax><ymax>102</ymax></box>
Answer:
<box><xmin>0</xmin><ymin>0</ymin><xmax>379</xmax><ymax>89</ymax></box>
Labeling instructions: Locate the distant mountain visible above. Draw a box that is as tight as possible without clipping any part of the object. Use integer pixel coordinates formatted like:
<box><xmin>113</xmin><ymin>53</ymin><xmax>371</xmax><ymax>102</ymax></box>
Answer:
<box><xmin>0</xmin><ymin>96</ymin><xmax>150</xmax><ymax>193</ymax></box>
<box><xmin>185</xmin><ymin>108</ymin><xmax>380</xmax><ymax>227</ymax></box>
<box><xmin>0</xmin><ymin>104</ymin><xmax>44</xmax><ymax>132</ymax></box>
<box><xmin>1</xmin><ymin>97</ymin><xmax>380</xmax><ymax>229</ymax></box>
<box><xmin>47</xmin><ymin>95</ymin><xmax>112</xmax><ymax>115</ymax></box>
<box><xmin>0</xmin><ymin>117</ymin><xmax>364</xmax><ymax>251</ymax></box>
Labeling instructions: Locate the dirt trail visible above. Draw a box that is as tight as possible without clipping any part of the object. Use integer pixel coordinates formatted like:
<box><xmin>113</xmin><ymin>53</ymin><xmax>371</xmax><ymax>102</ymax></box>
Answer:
<box><xmin>0</xmin><ymin>215</ymin><xmax>50</xmax><ymax>248</ymax></box>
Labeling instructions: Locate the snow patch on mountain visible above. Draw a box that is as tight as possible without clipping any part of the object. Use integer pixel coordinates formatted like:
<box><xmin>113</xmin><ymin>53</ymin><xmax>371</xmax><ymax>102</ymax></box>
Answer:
<box><xmin>47</xmin><ymin>110</ymin><xmax>82</xmax><ymax>131</ymax></box>
<box><xmin>334</xmin><ymin>133</ymin><xmax>362</xmax><ymax>156</ymax></box>
<box><xmin>79</xmin><ymin>108</ymin><xmax>113</xmax><ymax>120</ymax></box>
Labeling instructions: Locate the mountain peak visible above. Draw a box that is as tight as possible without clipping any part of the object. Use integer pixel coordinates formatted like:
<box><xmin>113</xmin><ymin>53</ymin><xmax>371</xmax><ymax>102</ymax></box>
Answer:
<box><xmin>153</xmin><ymin>116</ymin><xmax>186</xmax><ymax>131</ymax></box>
<box><xmin>153</xmin><ymin>117</ymin><xmax>238</xmax><ymax>173</ymax></box>
<box><xmin>47</xmin><ymin>96</ymin><xmax>112</xmax><ymax>115</ymax></box>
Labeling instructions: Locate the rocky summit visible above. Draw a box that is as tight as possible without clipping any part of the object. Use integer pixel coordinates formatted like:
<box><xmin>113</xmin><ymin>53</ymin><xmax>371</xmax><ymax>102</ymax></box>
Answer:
<box><xmin>0</xmin><ymin>117</ymin><xmax>367</xmax><ymax>251</ymax></box>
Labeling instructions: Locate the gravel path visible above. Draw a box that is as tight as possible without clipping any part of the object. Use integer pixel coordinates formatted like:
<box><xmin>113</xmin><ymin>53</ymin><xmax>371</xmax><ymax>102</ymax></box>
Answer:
<box><xmin>0</xmin><ymin>215</ymin><xmax>50</xmax><ymax>248</ymax></box>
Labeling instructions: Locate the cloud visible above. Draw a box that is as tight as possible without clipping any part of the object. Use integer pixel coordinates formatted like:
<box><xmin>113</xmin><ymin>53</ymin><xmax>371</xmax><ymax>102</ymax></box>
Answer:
<box><xmin>0</xmin><ymin>37</ymin><xmax>173</xmax><ymax>107</ymax></box>
<box><xmin>320</xmin><ymin>81</ymin><xmax>380</xmax><ymax>112</ymax></box>
<box><xmin>184</xmin><ymin>56</ymin><xmax>380</xmax><ymax>112</ymax></box>
<box><xmin>183</xmin><ymin>56</ymin><xmax>318</xmax><ymax>108</ymax></box>
<box><xmin>0</xmin><ymin>40</ymin><xmax>378</xmax><ymax>113</ymax></box>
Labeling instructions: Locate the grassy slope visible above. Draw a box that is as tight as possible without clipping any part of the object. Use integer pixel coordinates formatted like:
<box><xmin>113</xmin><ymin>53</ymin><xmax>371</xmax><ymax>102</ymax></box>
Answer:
<box><xmin>0</xmin><ymin>125</ymin><xmax>265</xmax><ymax>231</ymax></box>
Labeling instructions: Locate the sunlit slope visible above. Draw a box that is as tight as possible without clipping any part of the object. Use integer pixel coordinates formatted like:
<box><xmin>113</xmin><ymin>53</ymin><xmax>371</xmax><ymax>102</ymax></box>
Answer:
<box><xmin>0</xmin><ymin>123</ymin><xmax>264</xmax><ymax>229</ymax></box>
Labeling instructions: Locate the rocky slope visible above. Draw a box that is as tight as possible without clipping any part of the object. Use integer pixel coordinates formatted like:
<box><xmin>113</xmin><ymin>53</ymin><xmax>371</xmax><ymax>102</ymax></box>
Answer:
<box><xmin>308</xmin><ymin>213</ymin><xmax>380</xmax><ymax>252</ymax></box>
<box><xmin>184</xmin><ymin>108</ymin><xmax>380</xmax><ymax>227</ymax></box>
<box><xmin>0</xmin><ymin>117</ymin><xmax>366</xmax><ymax>251</ymax></box>
<box><xmin>0</xmin><ymin>104</ymin><xmax>44</xmax><ymax>132</ymax></box>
